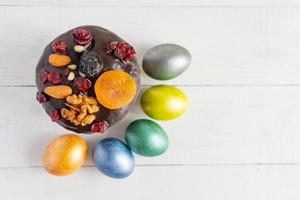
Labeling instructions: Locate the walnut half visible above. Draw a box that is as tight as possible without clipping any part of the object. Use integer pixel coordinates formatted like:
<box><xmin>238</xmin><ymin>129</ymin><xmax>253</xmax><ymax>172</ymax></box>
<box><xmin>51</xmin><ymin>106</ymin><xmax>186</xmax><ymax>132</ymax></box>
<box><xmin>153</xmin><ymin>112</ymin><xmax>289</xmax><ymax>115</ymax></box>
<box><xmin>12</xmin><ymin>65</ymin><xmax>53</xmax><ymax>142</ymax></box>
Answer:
<box><xmin>61</xmin><ymin>94</ymin><xmax>99</xmax><ymax>126</ymax></box>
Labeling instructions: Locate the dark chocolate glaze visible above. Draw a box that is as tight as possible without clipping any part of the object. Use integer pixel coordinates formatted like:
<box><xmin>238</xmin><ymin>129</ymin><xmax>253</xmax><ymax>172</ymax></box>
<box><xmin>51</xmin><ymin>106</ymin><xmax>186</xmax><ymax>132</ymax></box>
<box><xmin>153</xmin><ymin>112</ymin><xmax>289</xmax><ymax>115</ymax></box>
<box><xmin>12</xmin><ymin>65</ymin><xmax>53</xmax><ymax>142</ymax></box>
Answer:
<box><xmin>35</xmin><ymin>25</ymin><xmax>141</xmax><ymax>134</ymax></box>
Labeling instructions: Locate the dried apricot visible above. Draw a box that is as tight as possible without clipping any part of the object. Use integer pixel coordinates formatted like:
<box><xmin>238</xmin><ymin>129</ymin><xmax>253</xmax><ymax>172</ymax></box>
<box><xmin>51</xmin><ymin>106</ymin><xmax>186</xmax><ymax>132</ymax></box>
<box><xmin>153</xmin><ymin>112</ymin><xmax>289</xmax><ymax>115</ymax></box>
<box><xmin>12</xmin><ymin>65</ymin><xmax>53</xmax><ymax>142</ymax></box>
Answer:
<box><xmin>48</xmin><ymin>54</ymin><xmax>71</xmax><ymax>67</ymax></box>
<box><xmin>94</xmin><ymin>70</ymin><xmax>136</xmax><ymax>109</ymax></box>
<box><xmin>44</xmin><ymin>85</ymin><xmax>73</xmax><ymax>99</ymax></box>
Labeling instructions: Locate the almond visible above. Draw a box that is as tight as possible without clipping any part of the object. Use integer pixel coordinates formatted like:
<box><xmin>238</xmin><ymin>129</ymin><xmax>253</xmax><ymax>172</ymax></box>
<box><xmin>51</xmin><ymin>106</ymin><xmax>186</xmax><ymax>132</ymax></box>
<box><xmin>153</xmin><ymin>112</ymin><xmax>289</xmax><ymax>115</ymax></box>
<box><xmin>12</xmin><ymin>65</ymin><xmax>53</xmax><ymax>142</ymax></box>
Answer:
<box><xmin>74</xmin><ymin>45</ymin><xmax>85</xmax><ymax>53</ymax></box>
<box><xmin>67</xmin><ymin>71</ymin><xmax>75</xmax><ymax>81</ymax></box>
<box><xmin>67</xmin><ymin>64</ymin><xmax>77</xmax><ymax>70</ymax></box>
<box><xmin>44</xmin><ymin>85</ymin><xmax>72</xmax><ymax>99</ymax></box>
<box><xmin>79</xmin><ymin>71</ymin><xmax>86</xmax><ymax>77</ymax></box>
<box><xmin>48</xmin><ymin>54</ymin><xmax>71</xmax><ymax>67</ymax></box>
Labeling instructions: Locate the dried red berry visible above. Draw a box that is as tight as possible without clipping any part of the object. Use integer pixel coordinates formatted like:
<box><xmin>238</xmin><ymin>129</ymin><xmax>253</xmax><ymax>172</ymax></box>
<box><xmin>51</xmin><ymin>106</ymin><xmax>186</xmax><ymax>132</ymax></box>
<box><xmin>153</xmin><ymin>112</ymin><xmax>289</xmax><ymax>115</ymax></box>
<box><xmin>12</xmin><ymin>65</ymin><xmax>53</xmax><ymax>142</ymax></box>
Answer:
<box><xmin>104</xmin><ymin>41</ymin><xmax>118</xmax><ymax>54</ymax></box>
<box><xmin>52</xmin><ymin>40</ymin><xmax>67</xmax><ymax>54</ymax></box>
<box><xmin>47</xmin><ymin>71</ymin><xmax>62</xmax><ymax>84</ymax></box>
<box><xmin>105</xmin><ymin>41</ymin><xmax>136</xmax><ymax>61</ymax></box>
<box><xmin>40</xmin><ymin>69</ymin><xmax>49</xmax><ymax>84</ymax></box>
<box><xmin>36</xmin><ymin>91</ymin><xmax>47</xmax><ymax>103</ymax></box>
<box><xmin>72</xmin><ymin>28</ymin><xmax>92</xmax><ymax>45</ymax></box>
<box><xmin>74</xmin><ymin>77</ymin><xmax>92</xmax><ymax>92</ymax></box>
<box><xmin>50</xmin><ymin>110</ymin><xmax>60</xmax><ymax>121</ymax></box>
<box><xmin>115</xmin><ymin>42</ymin><xmax>136</xmax><ymax>61</ymax></box>
<box><xmin>91</xmin><ymin>121</ymin><xmax>109</xmax><ymax>133</ymax></box>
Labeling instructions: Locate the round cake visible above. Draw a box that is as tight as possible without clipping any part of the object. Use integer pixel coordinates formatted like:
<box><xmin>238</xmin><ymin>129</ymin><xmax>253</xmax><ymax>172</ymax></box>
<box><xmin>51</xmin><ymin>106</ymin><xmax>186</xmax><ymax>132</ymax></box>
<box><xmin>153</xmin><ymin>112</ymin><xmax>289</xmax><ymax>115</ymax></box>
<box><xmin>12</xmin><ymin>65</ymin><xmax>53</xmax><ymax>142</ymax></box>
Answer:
<box><xmin>35</xmin><ymin>26</ymin><xmax>141</xmax><ymax>134</ymax></box>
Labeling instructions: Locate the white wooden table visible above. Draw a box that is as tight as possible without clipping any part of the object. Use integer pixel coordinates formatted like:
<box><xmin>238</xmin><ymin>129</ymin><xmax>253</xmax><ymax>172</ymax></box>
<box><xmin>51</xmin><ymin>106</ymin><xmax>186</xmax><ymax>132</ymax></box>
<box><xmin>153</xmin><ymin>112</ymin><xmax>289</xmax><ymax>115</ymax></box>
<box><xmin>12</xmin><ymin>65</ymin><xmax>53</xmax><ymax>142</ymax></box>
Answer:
<box><xmin>1</xmin><ymin>0</ymin><xmax>300</xmax><ymax>199</ymax></box>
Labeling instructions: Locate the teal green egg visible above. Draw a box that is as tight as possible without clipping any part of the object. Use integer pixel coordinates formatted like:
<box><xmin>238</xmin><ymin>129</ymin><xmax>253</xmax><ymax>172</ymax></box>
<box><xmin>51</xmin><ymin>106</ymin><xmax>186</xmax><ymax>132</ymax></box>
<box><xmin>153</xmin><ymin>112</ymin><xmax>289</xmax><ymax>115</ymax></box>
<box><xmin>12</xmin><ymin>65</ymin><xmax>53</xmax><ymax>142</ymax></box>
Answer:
<box><xmin>140</xmin><ymin>85</ymin><xmax>188</xmax><ymax>120</ymax></box>
<box><xmin>125</xmin><ymin>119</ymin><xmax>169</xmax><ymax>157</ymax></box>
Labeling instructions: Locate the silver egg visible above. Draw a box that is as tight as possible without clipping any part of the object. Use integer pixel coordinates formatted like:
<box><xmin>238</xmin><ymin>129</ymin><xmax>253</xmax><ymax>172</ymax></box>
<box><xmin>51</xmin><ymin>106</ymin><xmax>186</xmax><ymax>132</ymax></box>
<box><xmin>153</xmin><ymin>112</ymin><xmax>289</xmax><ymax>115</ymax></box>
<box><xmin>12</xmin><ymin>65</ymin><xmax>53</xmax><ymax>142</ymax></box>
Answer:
<box><xmin>142</xmin><ymin>44</ymin><xmax>191</xmax><ymax>80</ymax></box>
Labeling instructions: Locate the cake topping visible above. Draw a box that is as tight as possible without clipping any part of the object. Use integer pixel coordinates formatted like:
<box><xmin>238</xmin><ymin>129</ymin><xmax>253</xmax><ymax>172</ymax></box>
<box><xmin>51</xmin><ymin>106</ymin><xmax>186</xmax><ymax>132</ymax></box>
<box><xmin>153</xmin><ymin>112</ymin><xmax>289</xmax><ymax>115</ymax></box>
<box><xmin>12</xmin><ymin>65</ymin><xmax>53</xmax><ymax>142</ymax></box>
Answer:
<box><xmin>47</xmin><ymin>70</ymin><xmax>62</xmax><ymax>85</ymax></box>
<box><xmin>40</xmin><ymin>69</ymin><xmax>49</xmax><ymax>84</ymax></box>
<box><xmin>114</xmin><ymin>42</ymin><xmax>136</xmax><ymax>61</ymax></box>
<box><xmin>50</xmin><ymin>109</ymin><xmax>60</xmax><ymax>121</ymax></box>
<box><xmin>104</xmin><ymin>41</ymin><xmax>119</xmax><ymax>54</ymax></box>
<box><xmin>52</xmin><ymin>40</ymin><xmax>67</xmax><ymax>54</ymax></box>
<box><xmin>74</xmin><ymin>77</ymin><xmax>92</xmax><ymax>92</ymax></box>
<box><xmin>61</xmin><ymin>94</ymin><xmax>99</xmax><ymax>126</ymax></box>
<box><xmin>40</xmin><ymin>69</ymin><xmax>62</xmax><ymax>84</ymax></box>
<box><xmin>94</xmin><ymin>70</ymin><xmax>137</xmax><ymax>109</ymax></box>
<box><xmin>36</xmin><ymin>91</ymin><xmax>47</xmax><ymax>103</ymax></box>
<box><xmin>44</xmin><ymin>85</ymin><xmax>73</xmax><ymax>99</ymax></box>
<box><xmin>67</xmin><ymin>64</ymin><xmax>77</xmax><ymax>70</ymax></box>
<box><xmin>79</xmin><ymin>72</ymin><xmax>86</xmax><ymax>77</ymax></box>
<box><xmin>67</xmin><ymin>71</ymin><xmax>75</xmax><ymax>81</ymax></box>
<box><xmin>91</xmin><ymin>121</ymin><xmax>109</xmax><ymax>133</ymax></box>
<box><xmin>48</xmin><ymin>54</ymin><xmax>71</xmax><ymax>67</ymax></box>
<box><xmin>105</xmin><ymin>41</ymin><xmax>136</xmax><ymax>61</ymax></box>
<box><xmin>72</xmin><ymin>28</ymin><xmax>92</xmax><ymax>46</ymax></box>
<box><xmin>74</xmin><ymin>45</ymin><xmax>85</xmax><ymax>53</ymax></box>
<box><xmin>79</xmin><ymin>50</ymin><xmax>103</xmax><ymax>77</ymax></box>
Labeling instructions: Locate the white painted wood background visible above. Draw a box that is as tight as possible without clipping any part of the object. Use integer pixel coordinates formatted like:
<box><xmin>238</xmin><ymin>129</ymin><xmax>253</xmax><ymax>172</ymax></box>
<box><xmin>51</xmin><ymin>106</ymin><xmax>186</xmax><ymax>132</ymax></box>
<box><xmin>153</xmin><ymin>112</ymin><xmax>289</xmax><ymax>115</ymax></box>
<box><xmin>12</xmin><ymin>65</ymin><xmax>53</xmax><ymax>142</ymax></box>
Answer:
<box><xmin>1</xmin><ymin>0</ymin><xmax>300</xmax><ymax>199</ymax></box>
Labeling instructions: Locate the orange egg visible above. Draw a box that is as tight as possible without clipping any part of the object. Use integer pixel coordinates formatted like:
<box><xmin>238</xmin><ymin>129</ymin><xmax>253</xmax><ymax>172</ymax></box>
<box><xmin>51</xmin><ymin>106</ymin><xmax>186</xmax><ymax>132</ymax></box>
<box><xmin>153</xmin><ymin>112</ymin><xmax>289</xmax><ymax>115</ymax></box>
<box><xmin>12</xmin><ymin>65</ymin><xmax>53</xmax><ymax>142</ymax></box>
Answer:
<box><xmin>94</xmin><ymin>70</ymin><xmax>137</xmax><ymax>109</ymax></box>
<box><xmin>43</xmin><ymin>134</ymin><xmax>87</xmax><ymax>176</ymax></box>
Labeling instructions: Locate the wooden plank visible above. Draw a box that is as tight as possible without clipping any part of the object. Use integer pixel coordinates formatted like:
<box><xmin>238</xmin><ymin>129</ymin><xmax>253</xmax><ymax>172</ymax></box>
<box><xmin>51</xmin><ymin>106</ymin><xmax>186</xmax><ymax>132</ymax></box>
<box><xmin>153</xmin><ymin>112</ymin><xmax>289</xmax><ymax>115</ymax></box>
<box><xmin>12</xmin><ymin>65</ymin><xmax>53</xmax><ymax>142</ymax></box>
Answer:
<box><xmin>0</xmin><ymin>0</ymin><xmax>300</xmax><ymax>6</ymax></box>
<box><xmin>0</xmin><ymin>7</ymin><xmax>300</xmax><ymax>86</ymax></box>
<box><xmin>1</xmin><ymin>165</ymin><xmax>300</xmax><ymax>200</ymax></box>
<box><xmin>2</xmin><ymin>86</ymin><xmax>300</xmax><ymax>167</ymax></box>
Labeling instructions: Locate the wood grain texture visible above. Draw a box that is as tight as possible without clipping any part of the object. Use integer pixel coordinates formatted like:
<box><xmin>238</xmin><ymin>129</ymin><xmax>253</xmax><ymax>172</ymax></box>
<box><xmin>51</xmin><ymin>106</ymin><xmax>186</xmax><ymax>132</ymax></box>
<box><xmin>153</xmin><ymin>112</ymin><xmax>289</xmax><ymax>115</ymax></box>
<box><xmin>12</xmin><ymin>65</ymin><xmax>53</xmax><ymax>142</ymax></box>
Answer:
<box><xmin>0</xmin><ymin>6</ymin><xmax>300</xmax><ymax>85</ymax></box>
<box><xmin>2</xmin><ymin>86</ymin><xmax>300</xmax><ymax>167</ymax></box>
<box><xmin>0</xmin><ymin>0</ymin><xmax>300</xmax><ymax>6</ymax></box>
<box><xmin>1</xmin><ymin>165</ymin><xmax>300</xmax><ymax>200</ymax></box>
<box><xmin>0</xmin><ymin>1</ymin><xmax>299</xmax><ymax>199</ymax></box>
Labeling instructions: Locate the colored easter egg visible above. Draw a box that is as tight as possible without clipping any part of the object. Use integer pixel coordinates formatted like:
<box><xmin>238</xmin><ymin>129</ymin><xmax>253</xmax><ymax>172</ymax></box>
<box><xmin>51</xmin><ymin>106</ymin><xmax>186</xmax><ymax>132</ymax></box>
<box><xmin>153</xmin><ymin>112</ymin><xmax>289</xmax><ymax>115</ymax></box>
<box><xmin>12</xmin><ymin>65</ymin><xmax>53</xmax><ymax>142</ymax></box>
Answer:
<box><xmin>43</xmin><ymin>134</ymin><xmax>87</xmax><ymax>176</ymax></box>
<box><xmin>93</xmin><ymin>138</ymin><xmax>134</xmax><ymax>179</ymax></box>
<box><xmin>143</xmin><ymin>44</ymin><xmax>191</xmax><ymax>80</ymax></box>
<box><xmin>125</xmin><ymin>119</ymin><xmax>169</xmax><ymax>157</ymax></box>
<box><xmin>140</xmin><ymin>85</ymin><xmax>188</xmax><ymax>120</ymax></box>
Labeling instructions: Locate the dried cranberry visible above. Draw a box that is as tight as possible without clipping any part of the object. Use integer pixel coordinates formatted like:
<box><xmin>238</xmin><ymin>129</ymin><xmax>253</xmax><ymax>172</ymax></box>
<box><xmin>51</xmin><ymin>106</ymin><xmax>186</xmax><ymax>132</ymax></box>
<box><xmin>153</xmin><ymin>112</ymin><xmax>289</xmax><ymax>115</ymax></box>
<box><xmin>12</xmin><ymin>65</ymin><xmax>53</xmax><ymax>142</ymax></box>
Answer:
<box><xmin>36</xmin><ymin>91</ymin><xmax>47</xmax><ymax>103</ymax></box>
<box><xmin>50</xmin><ymin>110</ymin><xmax>60</xmax><ymax>121</ymax></box>
<box><xmin>104</xmin><ymin>41</ymin><xmax>118</xmax><ymax>54</ymax></box>
<box><xmin>91</xmin><ymin>121</ymin><xmax>109</xmax><ymax>133</ymax></box>
<box><xmin>47</xmin><ymin>71</ymin><xmax>62</xmax><ymax>84</ymax></box>
<box><xmin>52</xmin><ymin>40</ymin><xmax>67</xmax><ymax>54</ymax></box>
<box><xmin>72</xmin><ymin>28</ymin><xmax>92</xmax><ymax>45</ymax></box>
<box><xmin>105</xmin><ymin>41</ymin><xmax>136</xmax><ymax>61</ymax></box>
<box><xmin>114</xmin><ymin>42</ymin><xmax>136</xmax><ymax>61</ymax></box>
<box><xmin>74</xmin><ymin>77</ymin><xmax>91</xmax><ymax>92</ymax></box>
<box><xmin>40</xmin><ymin>69</ymin><xmax>49</xmax><ymax>84</ymax></box>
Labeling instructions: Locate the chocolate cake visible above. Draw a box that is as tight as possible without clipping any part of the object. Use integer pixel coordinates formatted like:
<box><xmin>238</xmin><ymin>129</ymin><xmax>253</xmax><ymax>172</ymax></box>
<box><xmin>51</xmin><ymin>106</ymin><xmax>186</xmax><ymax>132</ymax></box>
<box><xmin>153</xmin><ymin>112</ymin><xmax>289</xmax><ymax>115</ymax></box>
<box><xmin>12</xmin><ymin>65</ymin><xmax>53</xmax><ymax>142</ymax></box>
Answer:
<box><xmin>35</xmin><ymin>25</ymin><xmax>141</xmax><ymax>134</ymax></box>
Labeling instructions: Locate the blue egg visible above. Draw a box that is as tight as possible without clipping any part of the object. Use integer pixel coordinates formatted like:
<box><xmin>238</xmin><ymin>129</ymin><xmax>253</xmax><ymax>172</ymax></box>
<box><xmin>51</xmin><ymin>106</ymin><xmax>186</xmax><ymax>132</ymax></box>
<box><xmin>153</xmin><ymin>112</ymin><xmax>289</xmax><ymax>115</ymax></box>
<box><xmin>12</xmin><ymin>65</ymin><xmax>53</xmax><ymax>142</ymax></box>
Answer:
<box><xmin>92</xmin><ymin>138</ymin><xmax>135</xmax><ymax>179</ymax></box>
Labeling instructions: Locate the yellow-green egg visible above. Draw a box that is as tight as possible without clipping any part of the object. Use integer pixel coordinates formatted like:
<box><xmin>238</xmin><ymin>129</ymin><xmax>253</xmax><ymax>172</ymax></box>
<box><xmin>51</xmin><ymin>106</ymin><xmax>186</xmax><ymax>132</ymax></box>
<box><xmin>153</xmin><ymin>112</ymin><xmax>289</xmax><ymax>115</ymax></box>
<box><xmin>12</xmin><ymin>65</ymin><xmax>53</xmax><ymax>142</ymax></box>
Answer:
<box><xmin>140</xmin><ymin>85</ymin><xmax>188</xmax><ymax>120</ymax></box>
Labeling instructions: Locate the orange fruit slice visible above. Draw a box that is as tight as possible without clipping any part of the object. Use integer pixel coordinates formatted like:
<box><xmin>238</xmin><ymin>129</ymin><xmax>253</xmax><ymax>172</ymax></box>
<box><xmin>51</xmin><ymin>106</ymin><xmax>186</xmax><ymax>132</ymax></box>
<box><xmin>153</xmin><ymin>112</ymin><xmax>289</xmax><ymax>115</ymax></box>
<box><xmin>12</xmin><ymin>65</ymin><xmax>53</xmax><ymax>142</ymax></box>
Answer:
<box><xmin>94</xmin><ymin>70</ymin><xmax>137</xmax><ymax>109</ymax></box>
